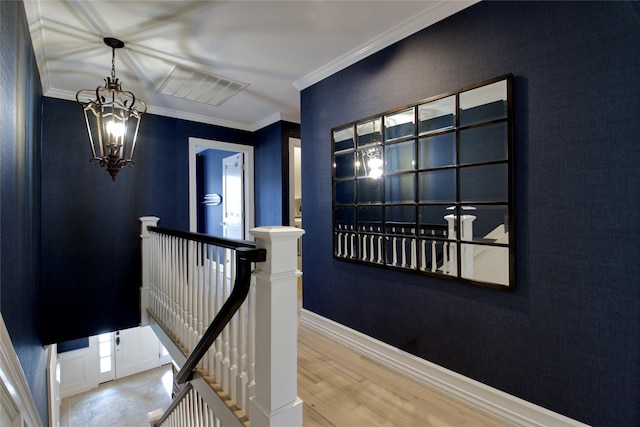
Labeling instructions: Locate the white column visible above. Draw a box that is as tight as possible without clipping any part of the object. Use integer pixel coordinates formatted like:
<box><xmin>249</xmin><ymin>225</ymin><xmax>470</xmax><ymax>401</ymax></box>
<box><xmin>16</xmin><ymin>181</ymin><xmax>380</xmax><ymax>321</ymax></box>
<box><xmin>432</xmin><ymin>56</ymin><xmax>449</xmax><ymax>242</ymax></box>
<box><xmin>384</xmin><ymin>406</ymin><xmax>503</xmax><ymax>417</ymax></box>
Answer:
<box><xmin>140</xmin><ymin>216</ymin><xmax>160</xmax><ymax>326</ymax></box>
<box><xmin>460</xmin><ymin>214</ymin><xmax>476</xmax><ymax>278</ymax></box>
<box><xmin>248</xmin><ymin>226</ymin><xmax>304</xmax><ymax>427</ymax></box>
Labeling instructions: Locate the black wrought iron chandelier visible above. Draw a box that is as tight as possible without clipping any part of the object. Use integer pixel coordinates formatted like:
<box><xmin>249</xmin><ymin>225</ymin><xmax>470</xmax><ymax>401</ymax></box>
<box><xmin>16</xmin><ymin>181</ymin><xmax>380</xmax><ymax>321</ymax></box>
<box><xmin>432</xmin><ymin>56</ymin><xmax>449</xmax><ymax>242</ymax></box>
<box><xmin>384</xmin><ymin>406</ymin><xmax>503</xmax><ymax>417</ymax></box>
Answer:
<box><xmin>76</xmin><ymin>37</ymin><xmax>147</xmax><ymax>181</ymax></box>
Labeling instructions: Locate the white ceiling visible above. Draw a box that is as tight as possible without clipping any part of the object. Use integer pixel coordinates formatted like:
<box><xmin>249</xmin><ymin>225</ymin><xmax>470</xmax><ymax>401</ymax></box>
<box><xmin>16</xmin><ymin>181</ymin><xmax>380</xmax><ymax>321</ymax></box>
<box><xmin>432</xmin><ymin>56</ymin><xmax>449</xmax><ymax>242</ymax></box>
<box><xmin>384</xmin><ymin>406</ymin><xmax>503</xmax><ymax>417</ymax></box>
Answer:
<box><xmin>23</xmin><ymin>0</ymin><xmax>476</xmax><ymax>131</ymax></box>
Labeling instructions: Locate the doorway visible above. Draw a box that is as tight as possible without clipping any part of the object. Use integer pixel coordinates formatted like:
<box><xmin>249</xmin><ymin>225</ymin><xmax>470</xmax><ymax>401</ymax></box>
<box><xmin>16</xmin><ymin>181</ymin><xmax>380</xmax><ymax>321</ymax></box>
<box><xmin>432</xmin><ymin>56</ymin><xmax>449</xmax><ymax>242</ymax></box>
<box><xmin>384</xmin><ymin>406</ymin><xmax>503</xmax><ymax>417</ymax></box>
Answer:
<box><xmin>98</xmin><ymin>326</ymin><xmax>171</xmax><ymax>383</ymax></box>
<box><xmin>189</xmin><ymin>138</ymin><xmax>254</xmax><ymax>239</ymax></box>
<box><xmin>289</xmin><ymin>137</ymin><xmax>302</xmax><ymax>292</ymax></box>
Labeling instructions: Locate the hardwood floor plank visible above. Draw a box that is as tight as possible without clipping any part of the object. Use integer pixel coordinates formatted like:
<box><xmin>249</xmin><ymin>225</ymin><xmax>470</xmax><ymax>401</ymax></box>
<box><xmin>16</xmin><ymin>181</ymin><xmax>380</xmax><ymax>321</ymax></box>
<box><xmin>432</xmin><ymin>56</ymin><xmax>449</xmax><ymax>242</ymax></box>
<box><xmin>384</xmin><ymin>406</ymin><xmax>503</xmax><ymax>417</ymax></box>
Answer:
<box><xmin>298</xmin><ymin>324</ymin><xmax>507</xmax><ymax>427</ymax></box>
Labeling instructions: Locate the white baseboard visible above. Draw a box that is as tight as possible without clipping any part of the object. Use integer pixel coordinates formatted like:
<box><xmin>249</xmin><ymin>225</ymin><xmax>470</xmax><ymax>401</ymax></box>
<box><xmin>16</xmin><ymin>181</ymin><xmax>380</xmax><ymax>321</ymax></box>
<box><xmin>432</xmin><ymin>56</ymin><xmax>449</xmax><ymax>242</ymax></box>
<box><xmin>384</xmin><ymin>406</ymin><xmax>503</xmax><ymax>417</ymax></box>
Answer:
<box><xmin>300</xmin><ymin>309</ymin><xmax>589</xmax><ymax>427</ymax></box>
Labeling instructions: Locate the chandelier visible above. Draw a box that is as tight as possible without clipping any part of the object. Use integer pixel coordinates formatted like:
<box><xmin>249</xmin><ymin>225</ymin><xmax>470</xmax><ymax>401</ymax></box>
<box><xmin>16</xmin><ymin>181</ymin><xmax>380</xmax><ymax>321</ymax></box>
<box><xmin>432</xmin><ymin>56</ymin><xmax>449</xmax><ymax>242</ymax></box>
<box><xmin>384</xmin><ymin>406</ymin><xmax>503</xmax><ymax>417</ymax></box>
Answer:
<box><xmin>76</xmin><ymin>37</ymin><xmax>147</xmax><ymax>181</ymax></box>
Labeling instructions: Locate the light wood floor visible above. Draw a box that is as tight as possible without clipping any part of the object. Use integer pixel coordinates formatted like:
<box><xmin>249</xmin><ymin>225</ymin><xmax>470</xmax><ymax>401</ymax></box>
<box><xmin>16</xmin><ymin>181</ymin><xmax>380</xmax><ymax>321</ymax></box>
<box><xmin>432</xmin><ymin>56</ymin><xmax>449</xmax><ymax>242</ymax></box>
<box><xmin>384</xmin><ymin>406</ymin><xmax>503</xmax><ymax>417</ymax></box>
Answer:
<box><xmin>60</xmin><ymin>285</ymin><xmax>506</xmax><ymax>427</ymax></box>
<box><xmin>298</xmin><ymin>323</ymin><xmax>506</xmax><ymax>427</ymax></box>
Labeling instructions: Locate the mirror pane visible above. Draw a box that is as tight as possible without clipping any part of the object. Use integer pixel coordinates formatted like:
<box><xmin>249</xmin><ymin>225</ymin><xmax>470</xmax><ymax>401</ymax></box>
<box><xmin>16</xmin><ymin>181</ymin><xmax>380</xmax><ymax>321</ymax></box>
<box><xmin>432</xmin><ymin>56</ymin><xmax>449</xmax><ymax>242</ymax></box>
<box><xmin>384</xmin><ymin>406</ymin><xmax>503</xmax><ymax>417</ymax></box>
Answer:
<box><xmin>385</xmin><ymin>141</ymin><xmax>415</xmax><ymax>173</ymax></box>
<box><xmin>458</xmin><ymin>205</ymin><xmax>508</xmax><ymax>243</ymax></box>
<box><xmin>461</xmin><ymin>243</ymin><xmax>509</xmax><ymax>286</ymax></box>
<box><xmin>460</xmin><ymin>122</ymin><xmax>508</xmax><ymax>165</ymax></box>
<box><xmin>334</xmin><ymin>152</ymin><xmax>355</xmax><ymax>179</ymax></box>
<box><xmin>357</xmin><ymin>118</ymin><xmax>382</xmax><ymax>146</ymax></box>
<box><xmin>418</xmin><ymin>132</ymin><xmax>456</xmax><ymax>169</ymax></box>
<box><xmin>418</xmin><ymin>96</ymin><xmax>455</xmax><ymax>135</ymax></box>
<box><xmin>357</xmin><ymin>146</ymin><xmax>384</xmax><ymax>178</ymax></box>
<box><xmin>418</xmin><ymin>239</ymin><xmax>456</xmax><ymax>276</ymax></box>
<box><xmin>334</xmin><ymin>126</ymin><xmax>355</xmax><ymax>152</ymax></box>
<box><xmin>357</xmin><ymin>178</ymin><xmax>382</xmax><ymax>204</ymax></box>
<box><xmin>334</xmin><ymin>206</ymin><xmax>355</xmax><ymax>228</ymax></box>
<box><xmin>385</xmin><ymin>174</ymin><xmax>415</xmax><ymax>203</ymax></box>
<box><xmin>418</xmin><ymin>205</ymin><xmax>449</xmax><ymax>237</ymax></box>
<box><xmin>334</xmin><ymin>180</ymin><xmax>354</xmax><ymax>205</ymax></box>
<box><xmin>385</xmin><ymin>205</ymin><xmax>416</xmax><ymax>234</ymax></box>
<box><xmin>419</xmin><ymin>169</ymin><xmax>456</xmax><ymax>202</ymax></box>
<box><xmin>459</xmin><ymin>164</ymin><xmax>508</xmax><ymax>202</ymax></box>
<box><xmin>459</xmin><ymin>80</ymin><xmax>507</xmax><ymax>127</ymax></box>
<box><xmin>386</xmin><ymin>236</ymin><xmax>417</xmax><ymax>269</ymax></box>
<box><xmin>358</xmin><ymin>206</ymin><xmax>382</xmax><ymax>224</ymax></box>
<box><xmin>385</xmin><ymin>108</ymin><xmax>415</xmax><ymax>141</ymax></box>
<box><xmin>358</xmin><ymin>233</ymin><xmax>384</xmax><ymax>264</ymax></box>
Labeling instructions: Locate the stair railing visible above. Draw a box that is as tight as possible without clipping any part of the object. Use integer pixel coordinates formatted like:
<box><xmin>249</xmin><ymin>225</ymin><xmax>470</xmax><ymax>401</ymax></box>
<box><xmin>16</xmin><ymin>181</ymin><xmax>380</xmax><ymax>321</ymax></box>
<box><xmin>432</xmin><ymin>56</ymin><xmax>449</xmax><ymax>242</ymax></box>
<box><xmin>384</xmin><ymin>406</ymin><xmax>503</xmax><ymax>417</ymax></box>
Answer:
<box><xmin>140</xmin><ymin>217</ymin><xmax>304</xmax><ymax>427</ymax></box>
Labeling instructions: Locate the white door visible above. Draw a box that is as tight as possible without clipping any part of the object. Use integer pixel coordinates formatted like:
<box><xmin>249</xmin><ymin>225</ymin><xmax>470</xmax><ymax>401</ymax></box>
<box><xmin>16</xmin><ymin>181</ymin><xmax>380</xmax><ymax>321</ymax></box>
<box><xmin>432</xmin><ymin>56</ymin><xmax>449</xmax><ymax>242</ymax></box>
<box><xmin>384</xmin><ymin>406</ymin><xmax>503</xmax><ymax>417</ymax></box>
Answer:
<box><xmin>222</xmin><ymin>153</ymin><xmax>244</xmax><ymax>239</ymax></box>
<box><xmin>114</xmin><ymin>326</ymin><xmax>164</xmax><ymax>379</ymax></box>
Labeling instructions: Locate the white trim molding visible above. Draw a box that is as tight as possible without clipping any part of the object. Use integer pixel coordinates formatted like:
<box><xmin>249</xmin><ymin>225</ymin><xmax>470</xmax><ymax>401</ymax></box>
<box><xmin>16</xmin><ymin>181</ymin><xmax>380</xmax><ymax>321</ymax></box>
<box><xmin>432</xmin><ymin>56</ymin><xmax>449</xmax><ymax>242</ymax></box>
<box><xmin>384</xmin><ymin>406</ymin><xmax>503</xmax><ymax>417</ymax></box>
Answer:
<box><xmin>300</xmin><ymin>309</ymin><xmax>590</xmax><ymax>427</ymax></box>
<box><xmin>293</xmin><ymin>1</ymin><xmax>479</xmax><ymax>91</ymax></box>
<box><xmin>0</xmin><ymin>313</ymin><xmax>44</xmax><ymax>427</ymax></box>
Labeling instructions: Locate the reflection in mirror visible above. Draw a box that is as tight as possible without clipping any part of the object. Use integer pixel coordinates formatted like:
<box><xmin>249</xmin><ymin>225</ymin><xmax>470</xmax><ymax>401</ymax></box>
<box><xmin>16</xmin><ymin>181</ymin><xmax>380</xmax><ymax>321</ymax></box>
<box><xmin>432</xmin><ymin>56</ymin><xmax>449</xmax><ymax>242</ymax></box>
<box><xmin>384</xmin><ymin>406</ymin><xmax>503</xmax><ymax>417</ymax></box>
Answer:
<box><xmin>334</xmin><ymin>152</ymin><xmax>354</xmax><ymax>179</ymax></box>
<box><xmin>418</xmin><ymin>96</ymin><xmax>455</xmax><ymax>135</ymax></box>
<box><xmin>459</xmin><ymin>164</ymin><xmax>508</xmax><ymax>203</ymax></box>
<box><xmin>461</xmin><ymin>243</ymin><xmax>509</xmax><ymax>286</ymax></box>
<box><xmin>419</xmin><ymin>205</ymin><xmax>449</xmax><ymax>237</ymax></box>
<box><xmin>460</xmin><ymin>80</ymin><xmax>507</xmax><ymax>127</ymax></box>
<box><xmin>419</xmin><ymin>132</ymin><xmax>456</xmax><ymax>169</ymax></box>
<box><xmin>385</xmin><ymin>108</ymin><xmax>415</xmax><ymax>141</ymax></box>
<box><xmin>385</xmin><ymin>174</ymin><xmax>414</xmax><ymax>203</ymax></box>
<box><xmin>334</xmin><ymin>126</ymin><xmax>355</xmax><ymax>152</ymax></box>
<box><xmin>357</xmin><ymin>146</ymin><xmax>383</xmax><ymax>178</ymax></box>
<box><xmin>334</xmin><ymin>180</ymin><xmax>354</xmax><ymax>205</ymax></box>
<box><xmin>357</xmin><ymin>118</ymin><xmax>382</xmax><ymax>146</ymax></box>
<box><xmin>357</xmin><ymin>178</ymin><xmax>382</xmax><ymax>204</ymax></box>
<box><xmin>332</xmin><ymin>75</ymin><xmax>512</xmax><ymax>289</ymax></box>
<box><xmin>419</xmin><ymin>169</ymin><xmax>456</xmax><ymax>203</ymax></box>
<box><xmin>385</xmin><ymin>141</ymin><xmax>415</xmax><ymax>172</ymax></box>
<box><xmin>460</xmin><ymin>122</ymin><xmax>508</xmax><ymax>164</ymax></box>
<box><xmin>458</xmin><ymin>205</ymin><xmax>508</xmax><ymax>243</ymax></box>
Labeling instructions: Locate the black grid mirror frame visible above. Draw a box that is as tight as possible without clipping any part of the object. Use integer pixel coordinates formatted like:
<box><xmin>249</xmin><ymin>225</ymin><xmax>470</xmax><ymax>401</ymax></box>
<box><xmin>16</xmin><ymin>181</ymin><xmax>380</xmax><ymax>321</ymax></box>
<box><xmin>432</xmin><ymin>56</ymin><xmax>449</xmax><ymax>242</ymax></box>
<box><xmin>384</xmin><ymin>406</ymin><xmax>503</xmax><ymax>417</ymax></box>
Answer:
<box><xmin>331</xmin><ymin>74</ymin><xmax>514</xmax><ymax>290</ymax></box>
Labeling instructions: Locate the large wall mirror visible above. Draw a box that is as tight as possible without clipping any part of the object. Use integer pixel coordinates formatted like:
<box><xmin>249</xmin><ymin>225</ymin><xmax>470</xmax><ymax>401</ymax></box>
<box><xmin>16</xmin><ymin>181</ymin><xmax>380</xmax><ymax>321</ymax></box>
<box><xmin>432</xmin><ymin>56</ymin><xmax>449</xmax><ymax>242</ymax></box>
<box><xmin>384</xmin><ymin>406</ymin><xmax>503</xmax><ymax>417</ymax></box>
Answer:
<box><xmin>332</xmin><ymin>75</ymin><xmax>514</xmax><ymax>289</ymax></box>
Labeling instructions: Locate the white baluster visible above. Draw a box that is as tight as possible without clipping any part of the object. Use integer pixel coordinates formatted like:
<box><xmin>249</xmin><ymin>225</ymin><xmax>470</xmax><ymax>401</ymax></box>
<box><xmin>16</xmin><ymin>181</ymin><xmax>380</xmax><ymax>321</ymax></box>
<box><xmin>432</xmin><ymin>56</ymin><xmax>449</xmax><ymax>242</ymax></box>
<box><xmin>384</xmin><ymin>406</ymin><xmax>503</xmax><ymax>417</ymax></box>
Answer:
<box><xmin>228</xmin><ymin>251</ymin><xmax>239</xmax><ymax>402</ymax></box>
<box><xmin>411</xmin><ymin>238</ymin><xmax>417</xmax><ymax>269</ymax></box>
<box><xmin>361</xmin><ymin>234</ymin><xmax>367</xmax><ymax>260</ymax></box>
<box><xmin>246</xmin><ymin>276</ymin><xmax>256</xmax><ymax>408</ymax></box>
<box><xmin>214</xmin><ymin>246</ymin><xmax>223</xmax><ymax>383</ymax></box>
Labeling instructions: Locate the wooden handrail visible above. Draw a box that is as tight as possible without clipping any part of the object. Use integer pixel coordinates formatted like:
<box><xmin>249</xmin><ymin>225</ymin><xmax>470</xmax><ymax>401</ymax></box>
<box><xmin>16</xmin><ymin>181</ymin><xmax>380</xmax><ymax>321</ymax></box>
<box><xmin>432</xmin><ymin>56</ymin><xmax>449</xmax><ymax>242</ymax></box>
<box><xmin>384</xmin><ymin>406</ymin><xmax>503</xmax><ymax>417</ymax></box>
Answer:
<box><xmin>174</xmin><ymin>245</ymin><xmax>266</xmax><ymax>384</ymax></box>
<box><xmin>148</xmin><ymin>226</ymin><xmax>256</xmax><ymax>249</ymax></box>
<box><xmin>152</xmin><ymin>381</ymin><xmax>193</xmax><ymax>427</ymax></box>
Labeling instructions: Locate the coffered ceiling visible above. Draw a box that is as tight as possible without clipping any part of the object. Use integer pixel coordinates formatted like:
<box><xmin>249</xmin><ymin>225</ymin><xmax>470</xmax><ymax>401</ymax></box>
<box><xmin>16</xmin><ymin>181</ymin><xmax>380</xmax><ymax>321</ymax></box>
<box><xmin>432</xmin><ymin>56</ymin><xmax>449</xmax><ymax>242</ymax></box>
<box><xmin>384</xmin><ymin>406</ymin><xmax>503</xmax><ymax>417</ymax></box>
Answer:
<box><xmin>23</xmin><ymin>0</ymin><xmax>476</xmax><ymax>131</ymax></box>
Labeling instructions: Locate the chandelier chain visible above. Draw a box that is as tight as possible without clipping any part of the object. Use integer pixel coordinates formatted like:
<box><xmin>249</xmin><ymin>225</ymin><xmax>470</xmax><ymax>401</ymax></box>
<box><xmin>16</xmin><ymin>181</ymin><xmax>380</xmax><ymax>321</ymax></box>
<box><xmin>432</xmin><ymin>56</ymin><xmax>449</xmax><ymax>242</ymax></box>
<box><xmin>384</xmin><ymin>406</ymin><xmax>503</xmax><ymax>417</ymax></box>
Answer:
<box><xmin>111</xmin><ymin>48</ymin><xmax>116</xmax><ymax>80</ymax></box>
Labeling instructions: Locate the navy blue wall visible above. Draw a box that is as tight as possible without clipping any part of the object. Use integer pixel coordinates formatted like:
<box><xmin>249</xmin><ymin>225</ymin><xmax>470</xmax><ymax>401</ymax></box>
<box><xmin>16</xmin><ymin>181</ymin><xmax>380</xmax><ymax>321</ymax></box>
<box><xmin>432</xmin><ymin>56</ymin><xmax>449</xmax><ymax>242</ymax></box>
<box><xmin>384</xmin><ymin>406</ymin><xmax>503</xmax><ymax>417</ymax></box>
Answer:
<box><xmin>0</xmin><ymin>1</ymin><xmax>48</xmax><ymax>424</ymax></box>
<box><xmin>301</xmin><ymin>2</ymin><xmax>640</xmax><ymax>426</ymax></box>
<box><xmin>254</xmin><ymin>121</ymin><xmax>300</xmax><ymax>226</ymax></box>
<box><xmin>40</xmin><ymin>98</ymin><xmax>253</xmax><ymax>344</ymax></box>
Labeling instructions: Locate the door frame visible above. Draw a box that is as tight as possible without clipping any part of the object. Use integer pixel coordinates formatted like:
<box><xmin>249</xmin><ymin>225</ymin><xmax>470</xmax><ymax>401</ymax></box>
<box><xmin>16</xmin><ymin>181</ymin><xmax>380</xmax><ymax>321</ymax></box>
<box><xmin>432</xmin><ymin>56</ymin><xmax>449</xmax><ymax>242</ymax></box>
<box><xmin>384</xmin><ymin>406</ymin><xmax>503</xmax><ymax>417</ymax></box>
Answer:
<box><xmin>288</xmin><ymin>137</ymin><xmax>301</xmax><ymax>226</ymax></box>
<box><xmin>189</xmin><ymin>137</ymin><xmax>255</xmax><ymax>239</ymax></box>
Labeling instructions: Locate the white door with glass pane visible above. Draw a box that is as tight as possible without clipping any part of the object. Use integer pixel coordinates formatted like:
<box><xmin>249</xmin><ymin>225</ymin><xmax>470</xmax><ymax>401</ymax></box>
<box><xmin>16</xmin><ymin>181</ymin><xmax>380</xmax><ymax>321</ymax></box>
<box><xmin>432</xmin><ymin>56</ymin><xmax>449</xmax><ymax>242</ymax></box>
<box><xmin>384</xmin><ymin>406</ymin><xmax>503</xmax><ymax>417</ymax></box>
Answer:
<box><xmin>98</xmin><ymin>326</ymin><xmax>170</xmax><ymax>382</ymax></box>
<box><xmin>222</xmin><ymin>153</ymin><xmax>244</xmax><ymax>239</ymax></box>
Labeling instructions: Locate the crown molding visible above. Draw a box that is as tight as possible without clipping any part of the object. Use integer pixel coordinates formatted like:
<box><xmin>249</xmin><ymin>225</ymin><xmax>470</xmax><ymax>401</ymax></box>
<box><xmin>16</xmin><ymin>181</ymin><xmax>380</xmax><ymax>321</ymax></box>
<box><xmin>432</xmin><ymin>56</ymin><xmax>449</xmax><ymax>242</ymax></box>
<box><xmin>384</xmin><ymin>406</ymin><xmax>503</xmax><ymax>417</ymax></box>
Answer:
<box><xmin>294</xmin><ymin>0</ymin><xmax>478</xmax><ymax>91</ymax></box>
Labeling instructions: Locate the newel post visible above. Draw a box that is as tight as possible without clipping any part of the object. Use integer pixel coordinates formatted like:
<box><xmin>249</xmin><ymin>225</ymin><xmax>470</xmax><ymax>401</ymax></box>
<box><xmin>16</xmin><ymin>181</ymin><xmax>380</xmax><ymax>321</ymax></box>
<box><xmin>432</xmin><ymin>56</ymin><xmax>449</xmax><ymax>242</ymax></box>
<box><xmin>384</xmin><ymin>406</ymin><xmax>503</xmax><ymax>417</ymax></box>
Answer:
<box><xmin>249</xmin><ymin>226</ymin><xmax>305</xmax><ymax>427</ymax></box>
<box><xmin>139</xmin><ymin>216</ymin><xmax>160</xmax><ymax>326</ymax></box>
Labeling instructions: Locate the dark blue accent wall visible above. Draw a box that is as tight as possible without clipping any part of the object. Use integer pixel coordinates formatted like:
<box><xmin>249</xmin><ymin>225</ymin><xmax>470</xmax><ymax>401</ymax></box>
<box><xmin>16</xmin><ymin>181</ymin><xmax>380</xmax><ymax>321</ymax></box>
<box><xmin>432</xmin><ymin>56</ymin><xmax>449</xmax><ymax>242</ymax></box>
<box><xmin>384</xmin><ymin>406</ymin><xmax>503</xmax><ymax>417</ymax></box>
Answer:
<box><xmin>40</xmin><ymin>98</ymin><xmax>253</xmax><ymax>344</ymax></box>
<box><xmin>254</xmin><ymin>121</ymin><xmax>301</xmax><ymax>226</ymax></box>
<box><xmin>300</xmin><ymin>2</ymin><xmax>640</xmax><ymax>426</ymax></box>
<box><xmin>0</xmin><ymin>1</ymin><xmax>48</xmax><ymax>424</ymax></box>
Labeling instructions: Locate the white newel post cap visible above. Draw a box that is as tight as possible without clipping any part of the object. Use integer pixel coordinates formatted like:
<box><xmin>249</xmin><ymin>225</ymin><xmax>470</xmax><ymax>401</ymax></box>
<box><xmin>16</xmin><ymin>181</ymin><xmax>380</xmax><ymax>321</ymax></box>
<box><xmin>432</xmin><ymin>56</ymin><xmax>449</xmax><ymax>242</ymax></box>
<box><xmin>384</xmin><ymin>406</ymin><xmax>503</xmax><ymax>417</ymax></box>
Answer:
<box><xmin>139</xmin><ymin>216</ymin><xmax>160</xmax><ymax>237</ymax></box>
<box><xmin>250</xmin><ymin>226</ymin><xmax>304</xmax><ymax>274</ymax></box>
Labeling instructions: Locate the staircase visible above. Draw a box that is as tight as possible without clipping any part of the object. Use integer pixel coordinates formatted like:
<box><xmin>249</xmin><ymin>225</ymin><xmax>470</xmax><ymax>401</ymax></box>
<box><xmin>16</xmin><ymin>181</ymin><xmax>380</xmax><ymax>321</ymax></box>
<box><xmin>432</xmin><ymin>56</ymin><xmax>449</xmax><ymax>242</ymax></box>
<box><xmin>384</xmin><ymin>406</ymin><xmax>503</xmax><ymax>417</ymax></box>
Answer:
<box><xmin>139</xmin><ymin>217</ymin><xmax>305</xmax><ymax>427</ymax></box>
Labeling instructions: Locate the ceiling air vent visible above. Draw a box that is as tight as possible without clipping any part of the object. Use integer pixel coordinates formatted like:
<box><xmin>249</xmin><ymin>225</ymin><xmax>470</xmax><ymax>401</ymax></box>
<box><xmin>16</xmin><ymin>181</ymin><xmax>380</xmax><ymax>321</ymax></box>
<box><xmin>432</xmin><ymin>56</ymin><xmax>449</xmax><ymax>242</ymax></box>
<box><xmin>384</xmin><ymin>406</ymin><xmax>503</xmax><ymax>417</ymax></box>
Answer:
<box><xmin>157</xmin><ymin>65</ymin><xmax>249</xmax><ymax>107</ymax></box>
